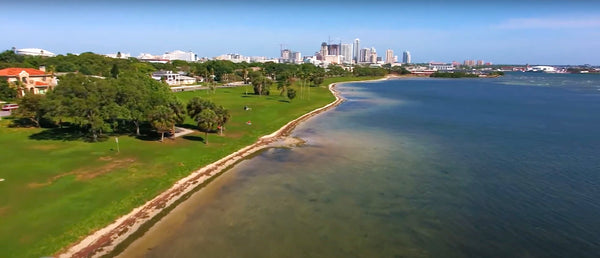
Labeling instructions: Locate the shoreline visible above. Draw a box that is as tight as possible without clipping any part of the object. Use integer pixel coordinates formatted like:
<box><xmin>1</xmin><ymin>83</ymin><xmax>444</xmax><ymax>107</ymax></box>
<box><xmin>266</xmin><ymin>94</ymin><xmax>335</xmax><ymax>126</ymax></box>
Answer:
<box><xmin>57</xmin><ymin>78</ymin><xmax>376</xmax><ymax>258</ymax></box>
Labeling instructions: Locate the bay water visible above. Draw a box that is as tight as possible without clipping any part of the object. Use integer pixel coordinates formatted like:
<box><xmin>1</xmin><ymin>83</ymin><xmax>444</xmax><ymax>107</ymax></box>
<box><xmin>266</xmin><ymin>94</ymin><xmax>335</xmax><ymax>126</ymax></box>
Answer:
<box><xmin>119</xmin><ymin>73</ymin><xmax>600</xmax><ymax>257</ymax></box>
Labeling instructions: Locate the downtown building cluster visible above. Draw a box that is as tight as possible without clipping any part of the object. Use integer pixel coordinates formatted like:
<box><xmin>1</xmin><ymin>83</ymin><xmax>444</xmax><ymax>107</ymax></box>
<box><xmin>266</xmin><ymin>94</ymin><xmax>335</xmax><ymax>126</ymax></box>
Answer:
<box><xmin>280</xmin><ymin>38</ymin><xmax>412</xmax><ymax>67</ymax></box>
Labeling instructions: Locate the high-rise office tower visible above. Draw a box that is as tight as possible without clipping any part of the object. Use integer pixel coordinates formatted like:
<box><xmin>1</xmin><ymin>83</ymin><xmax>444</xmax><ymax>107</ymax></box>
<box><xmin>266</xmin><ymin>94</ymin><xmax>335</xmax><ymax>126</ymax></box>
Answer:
<box><xmin>402</xmin><ymin>51</ymin><xmax>411</xmax><ymax>64</ymax></box>
<box><xmin>353</xmin><ymin>38</ymin><xmax>360</xmax><ymax>63</ymax></box>
<box><xmin>320</xmin><ymin>42</ymin><xmax>328</xmax><ymax>58</ymax></box>
<box><xmin>359</xmin><ymin>48</ymin><xmax>370</xmax><ymax>63</ymax></box>
<box><xmin>328</xmin><ymin>44</ymin><xmax>340</xmax><ymax>56</ymax></box>
<box><xmin>385</xmin><ymin>49</ymin><xmax>394</xmax><ymax>64</ymax></box>
<box><xmin>341</xmin><ymin>43</ymin><xmax>352</xmax><ymax>64</ymax></box>
<box><xmin>370</xmin><ymin>47</ymin><xmax>377</xmax><ymax>63</ymax></box>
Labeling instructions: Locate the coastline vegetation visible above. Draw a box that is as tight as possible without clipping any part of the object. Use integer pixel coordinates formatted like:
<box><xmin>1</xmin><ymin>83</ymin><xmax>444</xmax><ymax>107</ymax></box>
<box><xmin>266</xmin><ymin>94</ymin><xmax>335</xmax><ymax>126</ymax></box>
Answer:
<box><xmin>0</xmin><ymin>48</ymin><xmax>384</xmax><ymax>257</ymax></box>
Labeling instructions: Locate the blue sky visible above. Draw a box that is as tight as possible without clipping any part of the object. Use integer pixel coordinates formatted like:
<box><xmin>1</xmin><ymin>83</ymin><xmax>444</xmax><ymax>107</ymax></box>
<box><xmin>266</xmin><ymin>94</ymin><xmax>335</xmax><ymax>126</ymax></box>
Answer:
<box><xmin>2</xmin><ymin>0</ymin><xmax>599</xmax><ymax>64</ymax></box>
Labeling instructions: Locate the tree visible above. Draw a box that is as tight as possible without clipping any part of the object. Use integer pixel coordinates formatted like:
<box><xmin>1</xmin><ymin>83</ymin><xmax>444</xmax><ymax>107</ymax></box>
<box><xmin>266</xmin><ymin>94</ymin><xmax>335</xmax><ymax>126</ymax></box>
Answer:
<box><xmin>110</xmin><ymin>64</ymin><xmax>120</xmax><ymax>78</ymax></box>
<box><xmin>276</xmin><ymin>71</ymin><xmax>293</xmax><ymax>96</ymax></box>
<box><xmin>186</xmin><ymin>97</ymin><xmax>216</xmax><ymax>120</ymax></box>
<box><xmin>195</xmin><ymin>109</ymin><xmax>218</xmax><ymax>144</ymax></box>
<box><xmin>213</xmin><ymin>105</ymin><xmax>230</xmax><ymax>135</ymax></box>
<box><xmin>251</xmin><ymin>75</ymin><xmax>271</xmax><ymax>96</ymax></box>
<box><xmin>0</xmin><ymin>79</ymin><xmax>17</xmax><ymax>100</ymax></box>
<box><xmin>14</xmin><ymin>93</ymin><xmax>46</xmax><ymax>127</ymax></box>
<box><xmin>287</xmin><ymin>88</ymin><xmax>296</xmax><ymax>102</ymax></box>
<box><xmin>46</xmin><ymin>73</ymin><xmax>119</xmax><ymax>141</ymax></box>
<box><xmin>148</xmin><ymin>106</ymin><xmax>177</xmax><ymax>142</ymax></box>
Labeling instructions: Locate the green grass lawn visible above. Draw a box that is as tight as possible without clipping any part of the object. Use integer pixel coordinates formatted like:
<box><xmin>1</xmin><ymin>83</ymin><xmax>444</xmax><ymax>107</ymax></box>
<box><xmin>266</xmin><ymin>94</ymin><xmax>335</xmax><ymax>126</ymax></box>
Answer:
<box><xmin>0</xmin><ymin>76</ymin><xmax>380</xmax><ymax>257</ymax></box>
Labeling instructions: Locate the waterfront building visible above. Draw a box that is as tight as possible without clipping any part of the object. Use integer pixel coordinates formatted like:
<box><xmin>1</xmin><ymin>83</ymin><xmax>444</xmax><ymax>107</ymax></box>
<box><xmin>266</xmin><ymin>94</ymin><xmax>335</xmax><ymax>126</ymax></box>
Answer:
<box><xmin>353</xmin><ymin>38</ymin><xmax>360</xmax><ymax>63</ymax></box>
<box><xmin>429</xmin><ymin>62</ymin><xmax>454</xmax><ymax>71</ymax></box>
<box><xmin>15</xmin><ymin>48</ymin><xmax>56</xmax><ymax>57</ymax></box>
<box><xmin>359</xmin><ymin>48</ymin><xmax>371</xmax><ymax>63</ymax></box>
<box><xmin>341</xmin><ymin>44</ymin><xmax>352</xmax><ymax>64</ymax></box>
<box><xmin>0</xmin><ymin>67</ymin><xmax>56</xmax><ymax>96</ymax></box>
<box><xmin>402</xmin><ymin>51</ymin><xmax>411</xmax><ymax>64</ymax></box>
<box><xmin>385</xmin><ymin>49</ymin><xmax>394</xmax><ymax>64</ymax></box>
<box><xmin>370</xmin><ymin>47</ymin><xmax>377</xmax><ymax>64</ymax></box>
<box><xmin>463</xmin><ymin>60</ymin><xmax>476</xmax><ymax>66</ymax></box>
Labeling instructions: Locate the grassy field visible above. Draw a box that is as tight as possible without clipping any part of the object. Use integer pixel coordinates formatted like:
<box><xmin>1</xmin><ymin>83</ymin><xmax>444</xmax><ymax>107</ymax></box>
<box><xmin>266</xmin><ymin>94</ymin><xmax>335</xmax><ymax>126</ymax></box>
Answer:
<box><xmin>0</xmin><ymin>76</ymin><xmax>380</xmax><ymax>257</ymax></box>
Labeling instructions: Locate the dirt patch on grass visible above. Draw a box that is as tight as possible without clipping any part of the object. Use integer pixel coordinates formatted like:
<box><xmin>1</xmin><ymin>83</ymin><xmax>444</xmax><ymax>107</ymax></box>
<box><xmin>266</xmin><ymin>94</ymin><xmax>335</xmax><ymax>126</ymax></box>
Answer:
<box><xmin>27</xmin><ymin>157</ymin><xmax>136</xmax><ymax>188</ymax></box>
<box><xmin>0</xmin><ymin>206</ymin><xmax>10</xmax><ymax>216</ymax></box>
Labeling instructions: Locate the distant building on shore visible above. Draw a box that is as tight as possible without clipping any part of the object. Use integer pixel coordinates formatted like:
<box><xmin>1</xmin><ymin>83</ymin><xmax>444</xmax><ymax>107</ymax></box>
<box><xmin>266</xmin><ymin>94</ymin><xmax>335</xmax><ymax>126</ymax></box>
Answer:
<box><xmin>341</xmin><ymin>43</ymin><xmax>352</xmax><ymax>64</ymax></box>
<box><xmin>402</xmin><ymin>51</ymin><xmax>411</xmax><ymax>64</ymax></box>
<box><xmin>15</xmin><ymin>48</ymin><xmax>56</xmax><ymax>57</ymax></box>
<box><xmin>353</xmin><ymin>38</ymin><xmax>360</xmax><ymax>63</ymax></box>
<box><xmin>162</xmin><ymin>50</ymin><xmax>197</xmax><ymax>62</ymax></box>
<box><xmin>429</xmin><ymin>62</ymin><xmax>454</xmax><ymax>71</ymax></box>
<box><xmin>385</xmin><ymin>49</ymin><xmax>394</xmax><ymax>64</ymax></box>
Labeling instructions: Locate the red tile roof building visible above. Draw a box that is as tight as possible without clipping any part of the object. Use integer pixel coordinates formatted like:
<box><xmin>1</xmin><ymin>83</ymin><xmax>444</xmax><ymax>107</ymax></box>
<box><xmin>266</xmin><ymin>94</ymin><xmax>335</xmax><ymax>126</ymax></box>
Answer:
<box><xmin>0</xmin><ymin>67</ymin><xmax>56</xmax><ymax>96</ymax></box>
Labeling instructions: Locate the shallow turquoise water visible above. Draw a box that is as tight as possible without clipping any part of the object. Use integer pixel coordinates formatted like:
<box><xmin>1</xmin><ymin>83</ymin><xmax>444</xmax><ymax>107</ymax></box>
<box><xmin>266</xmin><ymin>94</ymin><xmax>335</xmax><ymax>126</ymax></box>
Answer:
<box><xmin>119</xmin><ymin>73</ymin><xmax>600</xmax><ymax>257</ymax></box>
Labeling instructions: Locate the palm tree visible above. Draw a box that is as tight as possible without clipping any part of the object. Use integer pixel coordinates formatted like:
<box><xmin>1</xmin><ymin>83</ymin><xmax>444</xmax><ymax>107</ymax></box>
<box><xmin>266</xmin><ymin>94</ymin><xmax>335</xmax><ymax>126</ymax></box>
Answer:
<box><xmin>148</xmin><ymin>106</ymin><xmax>177</xmax><ymax>142</ymax></box>
<box><xmin>195</xmin><ymin>109</ymin><xmax>218</xmax><ymax>144</ymax></box>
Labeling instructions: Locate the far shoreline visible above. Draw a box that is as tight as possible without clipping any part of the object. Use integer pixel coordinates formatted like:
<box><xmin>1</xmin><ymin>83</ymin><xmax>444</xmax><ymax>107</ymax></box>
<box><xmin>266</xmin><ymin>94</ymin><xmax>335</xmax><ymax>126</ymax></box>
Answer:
<box><xmin>57</xmin><ymin>76</ymin><xmax>384</xmax><ymax>258</ymax></box>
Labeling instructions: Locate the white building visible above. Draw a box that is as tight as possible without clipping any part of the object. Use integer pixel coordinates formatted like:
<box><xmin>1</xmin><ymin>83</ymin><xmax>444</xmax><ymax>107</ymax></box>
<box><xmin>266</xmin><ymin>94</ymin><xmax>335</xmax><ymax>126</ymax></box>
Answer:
<box><xmin>215</xmin><ymin>53</ymin><xmax>251</xmax><ymax>63</ymax></box>
<box><xmin>527</xmin><ymin>65</ymin><xmax>557</xmax><ymax>73</ymax></box>
<box><xmin>428</xmin><ymin>62</ymin><xmax>454</xmax><ymax>71</ymax></box>
<box><xmin>151</xmin><ymin>71</ymin><xmax>197</xmax><ymax>86</ymax></box>
<box><xmin>162</xmin><ymin>50</ymin><xmax>197</xmax><ymax>62</ymax></box>
<box><xmin>341</xmin><ymin>43</ymin><xmax>352</xmax><ymax>64</ymax></box>
<box><xmin>16</xmin><ymin>48</ymin><xmax>56</xmax><ymax>57</ymax></box>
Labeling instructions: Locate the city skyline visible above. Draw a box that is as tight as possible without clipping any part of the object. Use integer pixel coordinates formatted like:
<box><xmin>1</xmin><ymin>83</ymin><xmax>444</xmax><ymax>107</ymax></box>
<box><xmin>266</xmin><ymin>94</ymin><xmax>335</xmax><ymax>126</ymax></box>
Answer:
<box><xmin>1</xmin><ymin>0</ymin><xmax>599</xmax><ymax>65</ymax></box>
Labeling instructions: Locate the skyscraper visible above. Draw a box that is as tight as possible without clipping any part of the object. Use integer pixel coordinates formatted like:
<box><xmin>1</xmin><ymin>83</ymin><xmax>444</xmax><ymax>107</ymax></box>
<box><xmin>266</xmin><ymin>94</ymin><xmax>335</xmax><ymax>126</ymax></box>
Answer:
<box><xmin>385</xmin><ymin>49</ymin><xmax>394</xmax><ymax>64</ymax></box>
<box><xmin>353</xmin><ymin>38</ymin><xmax>360</xmax><ymax>63</ymax></box>
<box><xmin>341</xmin><ymin>43</ymin><xmax>352</xmax><ymax>64</ymax></box>
<box><xmin>320</xmin><ymin>42</ymin><xmax>328</xmax><ymax>58</ymax></box>
<box><xmin>359</xmin><ymin>48</ymin><xmax>370</xmax><ymax>63</ymax></box>
<box><xmin>402</xmin><ymin>51</ymin><xmax>411</xmax><ymax>64</ymax></box>
<box><xmin>328</xmin><ymin>44</ymin><xmax>340</xmax><ymax>56</ymax></box>
<box><xmin>370</xmin><ymin>47</ymin><xmax>377</xmax><ymax>63</ymax></box>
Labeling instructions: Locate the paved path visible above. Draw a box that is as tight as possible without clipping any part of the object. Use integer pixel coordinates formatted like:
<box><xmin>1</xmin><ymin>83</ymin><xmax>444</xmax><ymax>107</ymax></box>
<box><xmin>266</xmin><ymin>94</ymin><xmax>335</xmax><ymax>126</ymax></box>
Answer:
<box><xmin>173</xmin><ymin>127</ymin><xmax>194</xmax><ymax>138</ymax></box>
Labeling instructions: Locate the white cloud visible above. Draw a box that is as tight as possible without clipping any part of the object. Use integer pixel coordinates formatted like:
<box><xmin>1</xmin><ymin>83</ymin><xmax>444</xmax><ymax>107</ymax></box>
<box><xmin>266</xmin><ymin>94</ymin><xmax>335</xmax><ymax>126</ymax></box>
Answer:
<box><xmin>496</xmin><ymin>17</ymin><xmax>600</xmax><ymax>29</ymax></box>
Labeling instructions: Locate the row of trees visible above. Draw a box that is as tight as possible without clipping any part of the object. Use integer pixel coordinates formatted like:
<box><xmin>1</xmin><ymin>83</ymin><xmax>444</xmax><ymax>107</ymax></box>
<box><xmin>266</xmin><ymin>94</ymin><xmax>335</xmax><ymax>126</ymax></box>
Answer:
<box><xmin>12</xmin><ymin>72</ymin><xmax>229</xmax><ymax>142</ymax></box>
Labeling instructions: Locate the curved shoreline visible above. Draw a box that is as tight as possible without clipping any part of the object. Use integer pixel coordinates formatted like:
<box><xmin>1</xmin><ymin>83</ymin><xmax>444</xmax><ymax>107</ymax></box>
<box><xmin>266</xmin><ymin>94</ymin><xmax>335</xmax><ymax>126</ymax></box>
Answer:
<box><xmin>57</xmin><ymin>79</ymin><xmax>369</xmax><ymax>257</ymax></box>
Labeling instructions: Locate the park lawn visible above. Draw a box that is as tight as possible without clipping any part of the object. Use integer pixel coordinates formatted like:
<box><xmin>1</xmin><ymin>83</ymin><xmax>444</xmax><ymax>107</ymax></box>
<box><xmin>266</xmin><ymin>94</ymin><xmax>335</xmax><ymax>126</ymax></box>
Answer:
<box><xmin>0</xmin><ymin>76</ymin><xmax>379</xmax><ymax>257</ymax></box>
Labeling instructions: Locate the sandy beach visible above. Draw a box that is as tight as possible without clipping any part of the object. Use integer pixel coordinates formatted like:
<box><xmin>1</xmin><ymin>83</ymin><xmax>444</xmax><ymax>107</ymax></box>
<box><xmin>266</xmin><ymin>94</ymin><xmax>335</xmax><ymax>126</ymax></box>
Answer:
<box><xmin>57</xmin><ymin>79</ymin><xmax>366</xmax><ymax>258</ymax></box>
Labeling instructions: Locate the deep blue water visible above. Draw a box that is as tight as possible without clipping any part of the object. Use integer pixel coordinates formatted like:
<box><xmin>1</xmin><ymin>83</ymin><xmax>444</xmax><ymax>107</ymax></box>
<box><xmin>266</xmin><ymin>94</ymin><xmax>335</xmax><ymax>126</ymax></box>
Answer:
<box><xmin>121</xmin><ymin>73</ymin><xmax>600</xmax><ymax>258</ymax></box>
